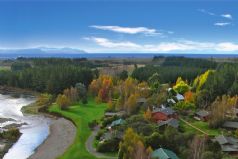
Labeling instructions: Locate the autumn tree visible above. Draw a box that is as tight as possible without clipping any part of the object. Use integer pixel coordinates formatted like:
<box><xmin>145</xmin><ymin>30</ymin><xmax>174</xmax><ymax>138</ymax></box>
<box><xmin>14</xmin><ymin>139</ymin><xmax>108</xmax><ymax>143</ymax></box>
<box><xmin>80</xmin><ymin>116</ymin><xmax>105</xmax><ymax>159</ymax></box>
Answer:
<box><xmin>56</xmin><ymin>94</ymin><xmax>71</xmax><ymax>110</ymax></box>
<box><xmin>89</xmin><ymin>79</ymin><xmax>100</xmax><ymax>96</ymax></box>
<box><xmin>63</xmin><ymin>87</ymin><xmax>78</xmax><ymax>104</ymax></box>
<box><xmin>184</xmin><ymin>91</ymin><xmax>194</xmax><ymax>103</ymax></box>
<box><xmin>173</xmin><ymin>77</ymin><xmax>190</xmax><ymax>94</ymax></box>
<box><xmin>209</xmin><ymin>95</ymin><xmax>238</xmax><ymax>128</ymax></box>
<box><xmin>193</xmin><ymin>70</ymin><xmax>215</xmax><ymax>92</ymax></box>
<box><xmin>143</xmin><ymin>107</ymin><xmax>152</xmax><ymax>121</ymax></box>
<box><xmin>124</xmin><ymin>77</ymin><xmax>138</xmax><ymax>100</ymax></box>
<box><xmin>36</xmin><ymin>93</ymin><xmax>53</xmax><ymax>106</ymax></box>
<box><xmin>115</xmin><ymin>77</ymin><xmax>138</xmax><ymax>111</ymax></box>
<box><xmin>189</xmin><ymin>135</ymin><xmax>206</xmax><ymax>159</ymax></box>
<box><xmin>136</xmin><ymin>82</ymin><xmax>151</xmax><ymax>98</ymax></box>
<box><xmin>119</xmin><ymin>128</ymin><xmax>150</xmax><ymax>159</ymax></box>
<box><xmin>125</xmin><ymin>94</ymin><xmax>139</xmax><ymax>115</ymax></box>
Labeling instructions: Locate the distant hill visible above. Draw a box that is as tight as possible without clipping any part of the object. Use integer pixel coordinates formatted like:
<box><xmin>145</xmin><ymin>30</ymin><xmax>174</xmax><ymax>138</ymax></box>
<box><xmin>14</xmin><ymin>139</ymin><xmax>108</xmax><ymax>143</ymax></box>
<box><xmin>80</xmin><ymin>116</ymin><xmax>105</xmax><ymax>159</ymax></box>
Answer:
<box><xmin>0</xmin><ymin>47</ymin><xmax>87</xmax><ymax>55</ymax></box>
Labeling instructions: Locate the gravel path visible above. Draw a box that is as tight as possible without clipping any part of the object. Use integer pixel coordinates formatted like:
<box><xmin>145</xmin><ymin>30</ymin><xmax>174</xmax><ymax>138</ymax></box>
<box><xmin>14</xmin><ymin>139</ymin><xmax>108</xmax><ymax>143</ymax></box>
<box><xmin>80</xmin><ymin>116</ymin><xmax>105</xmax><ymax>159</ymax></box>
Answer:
<box><xmin>85</xmin><ymin>126</ymin><xmax>117</xmax><ymax>159</ymax></box>
<box><xmin>29</xmin><ymin>118</ymin><xmax>76</xmax><ymax>159</ymax></box>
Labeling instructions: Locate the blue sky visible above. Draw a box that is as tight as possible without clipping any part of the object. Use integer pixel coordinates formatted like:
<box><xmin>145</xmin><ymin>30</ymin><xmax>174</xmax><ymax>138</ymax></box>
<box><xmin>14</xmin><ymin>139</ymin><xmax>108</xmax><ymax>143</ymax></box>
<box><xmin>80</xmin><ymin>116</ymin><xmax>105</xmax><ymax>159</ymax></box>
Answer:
<box><xmin>0</xmin><ymin>0</ymin><xmax>238</xmax><ymax>53</ymax></box>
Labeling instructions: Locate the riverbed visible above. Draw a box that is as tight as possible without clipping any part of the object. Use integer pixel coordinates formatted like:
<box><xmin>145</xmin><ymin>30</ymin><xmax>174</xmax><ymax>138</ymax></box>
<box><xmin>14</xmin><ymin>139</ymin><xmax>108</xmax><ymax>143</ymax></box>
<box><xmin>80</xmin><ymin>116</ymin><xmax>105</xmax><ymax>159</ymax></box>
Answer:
<box><xmin>0</xmin><ymin>94</ymin><xmax>51</xmax><ymax>159</ymax></box>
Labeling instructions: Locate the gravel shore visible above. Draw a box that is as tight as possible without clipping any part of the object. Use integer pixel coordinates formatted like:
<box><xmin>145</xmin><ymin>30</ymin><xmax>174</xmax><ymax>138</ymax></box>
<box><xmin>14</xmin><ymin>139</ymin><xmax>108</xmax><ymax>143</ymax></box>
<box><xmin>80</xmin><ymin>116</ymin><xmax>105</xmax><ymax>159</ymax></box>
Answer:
<box><xmin>28</xmin><ymin>118</ymin><xmax>76</xmax><ymax>159</ymax></box>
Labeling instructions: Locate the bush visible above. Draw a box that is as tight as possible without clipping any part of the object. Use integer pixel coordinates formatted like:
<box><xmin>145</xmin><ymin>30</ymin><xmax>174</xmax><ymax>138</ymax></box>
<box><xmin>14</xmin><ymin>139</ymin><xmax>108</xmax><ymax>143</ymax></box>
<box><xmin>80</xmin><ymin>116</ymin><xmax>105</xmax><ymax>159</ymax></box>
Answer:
<box><xmin>101</xmin><ymin>116</ymin><xmax>119</xmax><ymax>128</ymax></box>
<box><xmin>97</xmin><ymin>138</ymin><xmax>120</xmax><ymax>152</ymax></box>
<box><xmin>95</xmin><ymin>129</ymin><xmax>105</xmax><ymax>140</ymax></box>
<box><xmin>88</xmin><ymin>120</ymin><xmax>98</xmax><ymax>129</ymax></box>
<box><xmin>0</xmin><ymin>128</ymin><xmax>21</xmax><ymax>140</ymax></box>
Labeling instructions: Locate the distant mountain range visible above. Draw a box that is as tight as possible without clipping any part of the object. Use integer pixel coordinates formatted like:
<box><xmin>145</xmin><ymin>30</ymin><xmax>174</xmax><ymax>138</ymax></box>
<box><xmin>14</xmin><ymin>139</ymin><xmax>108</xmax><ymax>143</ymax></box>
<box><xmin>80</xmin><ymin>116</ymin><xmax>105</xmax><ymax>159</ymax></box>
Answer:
<box><xmin>0</xmin><ymin>47</ymin><xmax>87</xmax><ymax>54</ymax></box>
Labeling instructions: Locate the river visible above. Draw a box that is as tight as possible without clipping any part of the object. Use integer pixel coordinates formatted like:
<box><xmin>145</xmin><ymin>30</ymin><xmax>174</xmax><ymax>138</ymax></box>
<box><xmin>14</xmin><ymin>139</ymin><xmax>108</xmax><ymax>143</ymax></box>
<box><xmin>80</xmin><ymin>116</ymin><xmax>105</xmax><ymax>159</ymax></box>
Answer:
<box><xmin>0</xmin><ymin>94</ymin><xmax>51</xmax><ymax>159</ymax></box>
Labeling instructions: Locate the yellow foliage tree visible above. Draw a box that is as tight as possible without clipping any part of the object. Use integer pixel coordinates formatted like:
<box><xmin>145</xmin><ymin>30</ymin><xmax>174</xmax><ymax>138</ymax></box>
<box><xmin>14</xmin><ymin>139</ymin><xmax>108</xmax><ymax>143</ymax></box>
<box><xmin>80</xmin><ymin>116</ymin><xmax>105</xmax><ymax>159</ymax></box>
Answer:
<box><xmin>119</xmin><ymin>128</ymin><xmax>150</xmax><ymax>159</ymax></box>
<box><xmin>125</xmin><ymin>94</ymin><xmax>139</xmax><ymax>114</ymax></box>
<box><xmin>56</xmin><ymin>94</ymin><xmax>71</xmax><ymax>110</ymax></box>
<box><xmin>143</xmin><ymin>107</ymin><xmax>152</xmax><ymax>121</ymax></box>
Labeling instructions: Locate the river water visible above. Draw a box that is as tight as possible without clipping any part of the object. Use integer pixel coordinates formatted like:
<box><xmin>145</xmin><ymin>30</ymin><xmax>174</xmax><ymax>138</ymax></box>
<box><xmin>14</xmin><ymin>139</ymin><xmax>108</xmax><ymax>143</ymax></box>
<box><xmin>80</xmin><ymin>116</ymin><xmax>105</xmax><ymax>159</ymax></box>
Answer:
<box><xmin>0</xmin><ymin>94</ymin><xmax>51</xmax><ymax>159</ymax></box>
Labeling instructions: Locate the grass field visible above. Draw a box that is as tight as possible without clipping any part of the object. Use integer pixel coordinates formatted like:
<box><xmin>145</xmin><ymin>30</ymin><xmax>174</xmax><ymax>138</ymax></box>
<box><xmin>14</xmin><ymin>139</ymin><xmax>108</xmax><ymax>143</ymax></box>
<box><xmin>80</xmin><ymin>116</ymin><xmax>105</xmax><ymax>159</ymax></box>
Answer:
<box><xmin>48</xmin><ymin>99</ymin><xmax>108</xmax><ymax>159</ymax></box>
<box><xmin>180</xmin><ymin>118</ymin><xmax>221</xmax><ymax>136</ymax></box>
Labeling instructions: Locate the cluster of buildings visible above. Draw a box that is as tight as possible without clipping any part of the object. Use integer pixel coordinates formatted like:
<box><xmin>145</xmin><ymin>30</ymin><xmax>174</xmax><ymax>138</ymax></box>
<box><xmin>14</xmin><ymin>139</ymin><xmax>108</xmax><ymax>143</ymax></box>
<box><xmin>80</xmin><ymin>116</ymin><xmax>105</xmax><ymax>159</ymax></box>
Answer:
<box><xmin>101</xmin><ymin>87</ymin><xmax>238</xmax><ymax>157</ymax></box>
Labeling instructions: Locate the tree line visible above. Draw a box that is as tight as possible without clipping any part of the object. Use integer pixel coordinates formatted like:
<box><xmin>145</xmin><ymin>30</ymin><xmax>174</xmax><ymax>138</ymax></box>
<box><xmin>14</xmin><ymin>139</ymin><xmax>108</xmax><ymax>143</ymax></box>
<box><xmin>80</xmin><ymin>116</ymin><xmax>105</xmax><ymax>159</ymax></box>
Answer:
<box><xmin>0</xmin><ymin>65</ymin><xmax>94</xmax><ymax>94</ymax></box>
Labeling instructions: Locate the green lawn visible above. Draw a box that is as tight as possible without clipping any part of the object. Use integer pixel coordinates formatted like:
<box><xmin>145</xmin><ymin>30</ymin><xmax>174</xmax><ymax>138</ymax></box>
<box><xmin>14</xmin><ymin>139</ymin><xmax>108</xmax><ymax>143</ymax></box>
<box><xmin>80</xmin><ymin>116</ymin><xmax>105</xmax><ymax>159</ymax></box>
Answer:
<box><xmin>48</xmin><ymin>99</ymin><xmax>108</xmax><ymax>159</ymax></box>
<box><xmin>191</xmin><ymin>121</ymin><xmax>221</xmax><ymax>136</ymax></box>
<box><xmin>180</xmin><ymin>118</ymin><xmax>221</xmax><ymax>136</ymax></box>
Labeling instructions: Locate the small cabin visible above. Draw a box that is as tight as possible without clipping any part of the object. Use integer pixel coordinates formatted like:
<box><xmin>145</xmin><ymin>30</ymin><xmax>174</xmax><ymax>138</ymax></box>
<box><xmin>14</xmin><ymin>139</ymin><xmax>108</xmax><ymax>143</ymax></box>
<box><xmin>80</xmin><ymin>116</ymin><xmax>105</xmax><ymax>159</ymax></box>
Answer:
<box><xmin>213</xmin><ymin>135</ymin><xmax>238</xmax><ymax>154</ymax></box>
<box><xmin>107</xmin><ymin>118</ymin><xmax>125</xmax><ymax>130</ymax></box>
<box><xmin>194</xmin><ymin>110</ymin><xmax>210</xmax><ymax>121</ymax></box>
<box><xmin>222</xmin><ymin>121</ymin><xmax>238</xmax><ymax>130</ymax></box>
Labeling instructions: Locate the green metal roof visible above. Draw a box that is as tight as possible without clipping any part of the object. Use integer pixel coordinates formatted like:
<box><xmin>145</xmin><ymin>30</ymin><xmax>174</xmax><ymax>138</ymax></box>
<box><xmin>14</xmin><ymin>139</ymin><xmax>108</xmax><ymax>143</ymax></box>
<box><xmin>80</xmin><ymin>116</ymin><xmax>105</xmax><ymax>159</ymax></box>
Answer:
<box><xmin>110</xmin><ymin>118</ymin><xmax>125</xmax><ymax>127</ymax></box>
<box><xmin>151</xmin><ymin>148</ymin><xmax>179</xmax><ymax>159</ymax></box>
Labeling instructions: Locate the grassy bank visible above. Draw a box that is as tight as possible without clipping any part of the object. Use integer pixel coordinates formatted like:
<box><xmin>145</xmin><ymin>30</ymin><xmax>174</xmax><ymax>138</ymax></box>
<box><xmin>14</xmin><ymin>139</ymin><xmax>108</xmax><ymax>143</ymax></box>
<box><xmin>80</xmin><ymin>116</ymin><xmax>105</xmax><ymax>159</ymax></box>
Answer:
<box><xmin>48</xmin><ymin>98</ymin><xmax>108</xmax><ymax>159</ymax></box>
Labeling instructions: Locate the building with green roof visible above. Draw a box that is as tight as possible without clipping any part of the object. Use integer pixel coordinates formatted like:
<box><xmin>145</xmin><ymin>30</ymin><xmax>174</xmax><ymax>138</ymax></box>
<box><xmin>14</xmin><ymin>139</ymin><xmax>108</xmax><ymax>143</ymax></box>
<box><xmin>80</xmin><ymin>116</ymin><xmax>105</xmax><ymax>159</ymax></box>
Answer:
<box><xmin>151</xmin><ymin>148</ymin><xmax>179</xmax><ymax>159</ymax></box>
<box><xmin>110</xmin><ymin>118</ymin><xmax>125</xmax><ymax>127</ymax></box>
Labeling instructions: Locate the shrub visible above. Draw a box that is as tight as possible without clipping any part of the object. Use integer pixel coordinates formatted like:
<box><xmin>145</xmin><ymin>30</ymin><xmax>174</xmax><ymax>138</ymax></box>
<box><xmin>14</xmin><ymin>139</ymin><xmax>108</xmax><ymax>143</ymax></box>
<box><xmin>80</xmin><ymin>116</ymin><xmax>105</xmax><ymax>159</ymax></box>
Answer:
<box><xmin>97</xmin><ymin>138</ymin><xmax>120</xmax><ymax>152</ymax></box>
<box><xmin>96</xmin><ymin>129</ymin><xmax>105</xmax><ymax>140</ymax></box>
<box><xmin>88</xmin><ymin>120</ymin><xmax>98</xmax><ymax>129</ymax></box>
<box><xmin>0</xmin><ymin>128</ymin><xmax>21</xmax><ymax>140</ymax></box>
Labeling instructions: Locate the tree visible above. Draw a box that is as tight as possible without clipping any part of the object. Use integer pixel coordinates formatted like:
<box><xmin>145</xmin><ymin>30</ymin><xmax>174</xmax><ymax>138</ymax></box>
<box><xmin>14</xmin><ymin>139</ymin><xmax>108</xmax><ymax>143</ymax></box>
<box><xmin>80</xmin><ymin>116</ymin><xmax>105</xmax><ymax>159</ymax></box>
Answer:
<box><xmin>195</xmin><ymin>89</ymin><xmax>211</xmax><ymax>108</ymax></box>
<box><xmin>201</xmin><ymin>151</ymin><xmax>215</xmax><ymax>159</ymax></box>
<box><xmin>36</xmin><ymin>93</ymin><xmax>53</xmax><ymax>106</ymax></box>
<box><xmin>174</xmin><ymin>101</ymin><xmax>195</xmax><ymax>112</ymax></box>
<box><xmin>56</xmin><ymin>94</ymin><xmax>71</xmax><ymax>110</ymax></box>
<box><xmin>63</xmin><ymin>87</ymin><xmax>78</xmax><ymax>104</ymax></box>
<box><xmin>119</xmin><ymin>128</ymin><xmax>150</xmax><ymax>159</ymax></box>
<box><xmin>137</xmin><ymin>82</ymin><xmax>151</xmax><ymax>98</ymax></box>
<box><xmin>193</xmin><ymin>70</ymin><xmax>215</xmax><ymax>92</ymax></box>
<box><xmin>189</xmin><ymin>135</ymin><xmax>206</xmax><ymax>159</ymax></box>
<box><xmin>184</xmin><ymin>91</ymin><xmax>194</xmax><ymax>103</ymax></box>
<box><xmin>173</xmin><ymin>77</ymin><xmax>190</xmax><ymax>94</ymax></box>
<box><xmin>89</xmin><ymin>75</ymin><xmax>114</xmax><ymax>103</ymax></box>
<box><xmin>118</xmin><ymin>70</ymin><xmax>128</xmax><ymax>80</ymax></box>
<box><xmin>143</xmin><ymin>108</ymin><xmax>152</xmax><ymax>121</ymax></box>
<box><xmin>125</xmin><ymin>94</ymin><xmax>139</xmax><ymax>115</ymax></box>
<box><xmin>209</xmin><ymin>95</ymin><xmax>238</xmax><ymax>128</ymax></box>
<box><xmin>148</xmin><ymin>73</ymin><xmax>160</xmax><ymax>93</ymax></box>
<box><xmin>75</xmin><ymin>83</ymin><xmax>87</xmax><ymax>104</ymax></box>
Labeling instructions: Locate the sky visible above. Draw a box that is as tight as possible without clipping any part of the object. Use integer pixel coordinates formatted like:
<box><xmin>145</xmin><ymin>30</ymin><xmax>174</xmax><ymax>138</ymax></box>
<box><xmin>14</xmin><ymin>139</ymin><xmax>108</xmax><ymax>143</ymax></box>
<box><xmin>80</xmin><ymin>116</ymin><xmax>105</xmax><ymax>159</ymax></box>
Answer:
<box><xmin>0</xmin><ymin>0</ymin><xmax>238</xmax><ymax>53</ymax></box>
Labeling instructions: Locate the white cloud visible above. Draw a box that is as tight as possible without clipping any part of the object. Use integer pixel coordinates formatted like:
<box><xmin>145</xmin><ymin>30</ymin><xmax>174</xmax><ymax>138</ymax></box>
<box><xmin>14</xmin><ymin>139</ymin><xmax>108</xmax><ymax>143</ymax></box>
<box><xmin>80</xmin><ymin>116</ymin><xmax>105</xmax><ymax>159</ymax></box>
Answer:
<box><xmin>198</xmin><ymin>9</ymin><xmax>215</xmax><ymax>16</ymax></box>
<box><xmin>144</xmin><ymin>41</ymin><xmax>215</xmax><ymax>52</ymax></box>
<box><xmin>214</xmin><ymin>22</ymin><xmax>231</xmax><ymax>26</ymax></box>
<box><xmin>85</xmin><ymin>37</ymin><xmax>238</xmax><ymax>53</ymax></box>
<box><xmin>90</xmin><ymin>25</ymin><xmax>161</xmax><ymax>36</ymax></box>
<box><xmin>216</xmin><ymin>42</ymin><xmax>238</xmax><ymax>51</ymax></box>
<box><xmin>221</xmin><ymin>14</ymin><xmax>233</xmax><ymax>19</ymax></box>
<box><xmin>85</xmin><ymin>37</ymin><xmax>140</xmax><ymax>48</ymax></box>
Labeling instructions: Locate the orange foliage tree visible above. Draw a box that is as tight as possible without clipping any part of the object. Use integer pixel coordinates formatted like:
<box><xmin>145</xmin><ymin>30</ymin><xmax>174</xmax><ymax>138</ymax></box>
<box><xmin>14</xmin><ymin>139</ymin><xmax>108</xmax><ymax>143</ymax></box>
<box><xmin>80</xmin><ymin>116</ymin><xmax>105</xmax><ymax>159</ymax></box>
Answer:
<box><xmin>184</xmin><ymin>91</ymin><xmax>194</xmax><ymax>103</ymax></box>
